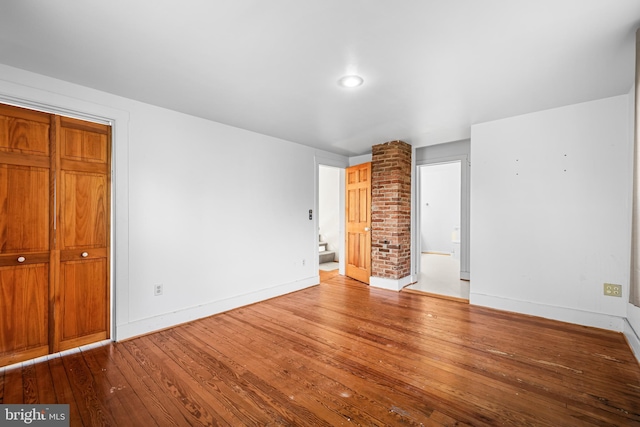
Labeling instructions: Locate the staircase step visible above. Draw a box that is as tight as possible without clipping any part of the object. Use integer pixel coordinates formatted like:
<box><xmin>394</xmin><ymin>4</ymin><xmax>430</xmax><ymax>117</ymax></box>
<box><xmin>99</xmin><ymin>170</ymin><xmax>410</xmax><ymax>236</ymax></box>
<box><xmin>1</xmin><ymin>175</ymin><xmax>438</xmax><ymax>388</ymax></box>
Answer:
<box><xmin>319</xmin><ymin>251</ymin><xmax>335</xmax><ymax>264</ymax></box>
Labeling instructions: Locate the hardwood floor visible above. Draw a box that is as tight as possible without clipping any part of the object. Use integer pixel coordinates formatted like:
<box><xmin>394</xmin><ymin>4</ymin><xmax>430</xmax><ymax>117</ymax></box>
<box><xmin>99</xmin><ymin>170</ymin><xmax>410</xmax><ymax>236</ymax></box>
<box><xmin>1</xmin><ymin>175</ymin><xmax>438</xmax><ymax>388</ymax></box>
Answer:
<box><xmin>1</xmin><ymin>274</ymin><xmax>640</xmax><ymax>426</ymax></box>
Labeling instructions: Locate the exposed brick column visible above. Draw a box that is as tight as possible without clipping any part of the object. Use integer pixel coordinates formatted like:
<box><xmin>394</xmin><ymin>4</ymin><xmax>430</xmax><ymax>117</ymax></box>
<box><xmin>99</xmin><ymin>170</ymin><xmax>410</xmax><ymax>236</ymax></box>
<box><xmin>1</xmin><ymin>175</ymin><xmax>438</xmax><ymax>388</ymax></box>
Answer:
<box><xmin>371</xmin><ymin>140</ymin><xmax>412</xmax><ymax>281</ymax></box>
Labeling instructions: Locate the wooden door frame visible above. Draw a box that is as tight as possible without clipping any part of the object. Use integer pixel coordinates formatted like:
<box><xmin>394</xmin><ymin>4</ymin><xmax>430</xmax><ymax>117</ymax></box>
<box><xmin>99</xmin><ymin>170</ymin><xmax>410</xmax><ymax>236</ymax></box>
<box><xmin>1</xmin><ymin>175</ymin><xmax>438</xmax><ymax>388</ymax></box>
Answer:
<box><xmin>0</xmin><ymin>95</ymin><xmax>126</xmax><ymax>345</ymax></box>
<box><xmin>314</xmin><ymin>155</ymin><xmax>348</xmax><ymax>276</ymax></box>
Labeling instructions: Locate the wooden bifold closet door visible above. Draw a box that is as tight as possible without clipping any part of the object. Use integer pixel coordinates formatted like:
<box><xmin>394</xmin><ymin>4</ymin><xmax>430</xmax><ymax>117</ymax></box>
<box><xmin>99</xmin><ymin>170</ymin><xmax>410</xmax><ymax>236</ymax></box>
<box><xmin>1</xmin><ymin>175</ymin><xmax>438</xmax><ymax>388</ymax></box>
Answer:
<box><xmin>0</xmin><ymin>104</ymin><xmax>111</xmax><ymax>367</ymax></box>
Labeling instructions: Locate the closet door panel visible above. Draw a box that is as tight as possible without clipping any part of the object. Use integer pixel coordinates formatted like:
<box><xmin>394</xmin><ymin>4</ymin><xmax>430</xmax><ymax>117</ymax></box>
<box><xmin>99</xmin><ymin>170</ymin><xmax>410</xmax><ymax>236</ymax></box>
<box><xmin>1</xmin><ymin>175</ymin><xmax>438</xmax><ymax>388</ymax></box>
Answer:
<box><xmin>0</xmin><ymin>165</ymin><xmax>49</xmax><ymax>252</ymax></box>
<box><xmin>61</xmin><ymin>126</ymin><xmax>108</xmax><ymax>163</ymax></box>
<box><xmin>55</xmin><ymin>117</ymin><xmax>110</xmax><ymax>352</ymax></box>
<box><xmin>0</xmin><ymin>105</ymin><xmax>51</xmax><ymax>367</ymax></box>
<box><xmin>59</xmin><ymin>171</ymin><xmax>107</xmax><ymax>249</ymax></box>
<box><xmin>58</xmin><ymin>259</ymin><xmax>107</xmax><ymax>349</ymax></box>
<box><xmin>0</xmin><ymin>263</ymin><xmax>49</xmax><ymax>366</ymax></box>
<box><xmin>57</xmin><ymin>170</ymin><xmax>109</xmax><ymax>351</ymax></box>
<box><xmin>0</xmin><ymin>105</ymin><xmax>50</xmax><ymax>254</ymax></box>
<box><xmin>0</xmin><ymin>105</ymin><xmax>49</xmax><ymax>156</ymax></box>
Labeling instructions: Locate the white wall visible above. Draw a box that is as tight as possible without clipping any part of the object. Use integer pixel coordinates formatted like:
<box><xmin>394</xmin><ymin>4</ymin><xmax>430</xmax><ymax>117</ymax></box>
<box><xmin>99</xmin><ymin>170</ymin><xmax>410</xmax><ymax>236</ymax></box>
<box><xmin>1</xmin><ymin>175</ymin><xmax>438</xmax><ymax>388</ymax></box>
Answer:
<box><xmin>319</xmin><ymin>166</ymin><xmax>340</xmax><ymax>260</ymax></box>
<box><xmin>419</xmin><ymin>162</ymin><xmax>461</xmax><ymax>254</ymax></box>
<box><xmin>626</xmin><ymin>83</ymin><xmax>640</xmax><ymax>359</ymax></box>
<box><xmin>471</xmin><ymin>95</ymin><xmax>632</xmax><ymax>331</ymax></box>
<box><xmin>0</xmin><ymin>64</ymin><xmax>347</xmax><ymax>340</ymax></box>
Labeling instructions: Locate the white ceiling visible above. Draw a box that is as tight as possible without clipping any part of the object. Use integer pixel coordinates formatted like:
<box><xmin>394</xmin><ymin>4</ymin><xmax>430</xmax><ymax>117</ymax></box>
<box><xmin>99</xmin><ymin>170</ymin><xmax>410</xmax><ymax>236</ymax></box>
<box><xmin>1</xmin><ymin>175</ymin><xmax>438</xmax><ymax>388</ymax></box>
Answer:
<box><xmin>1</xmin><ymin>1</ymin><xmax>639</xmax><ymax>156</ymax></box>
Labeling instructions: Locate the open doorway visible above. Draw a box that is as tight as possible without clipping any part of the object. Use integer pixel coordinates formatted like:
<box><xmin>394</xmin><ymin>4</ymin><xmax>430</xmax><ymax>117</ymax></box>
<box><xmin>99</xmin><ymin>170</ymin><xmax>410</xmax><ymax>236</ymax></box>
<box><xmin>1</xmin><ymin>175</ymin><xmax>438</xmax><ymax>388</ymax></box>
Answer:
<box><xmin>318</xmin><ymin>165</ymin><xmax>340</xmax><ymax>277</ymax></box>
<box><xmin>407</xmin><ymin>161</ymin><xmax>470</xmax><ymax>300</ymax></box>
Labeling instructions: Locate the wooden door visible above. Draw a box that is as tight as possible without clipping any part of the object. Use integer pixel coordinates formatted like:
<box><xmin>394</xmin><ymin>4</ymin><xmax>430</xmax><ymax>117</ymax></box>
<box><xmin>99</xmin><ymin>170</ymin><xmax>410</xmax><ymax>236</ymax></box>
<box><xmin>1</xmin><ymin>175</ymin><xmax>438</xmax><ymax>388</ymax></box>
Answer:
<box><xmin>0</xmin><ymin>105</ymin><xmax>52</xmax><ymax>366</ymax></box>
<box><xmin>54</xmin><ymin>116</ymin><xmax>110</xmax><ymax>352</ymax></box>
<box><xmin>345</xmin><ymin>162</ymin><xmax>371</xmax><ymax>284</ymax></box>
<box><xmin>0</xmin><ymin>104</ymin><xmax>111</xmax><ymax>366</ymax></box>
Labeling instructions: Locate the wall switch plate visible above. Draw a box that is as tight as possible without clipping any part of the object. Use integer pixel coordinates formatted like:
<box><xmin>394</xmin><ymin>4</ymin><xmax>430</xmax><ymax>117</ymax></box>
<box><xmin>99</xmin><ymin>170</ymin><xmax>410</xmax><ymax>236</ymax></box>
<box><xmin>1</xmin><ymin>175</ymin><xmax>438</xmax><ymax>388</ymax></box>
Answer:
<box><xmin>604</xmin><ymin>283</ymin><xmax>621</xmax><ymax>297</ymax></box>
<box><xmin>154</xmin><ymin>283</ymin><xmax>163</xmax><ymax>296</ymax></box>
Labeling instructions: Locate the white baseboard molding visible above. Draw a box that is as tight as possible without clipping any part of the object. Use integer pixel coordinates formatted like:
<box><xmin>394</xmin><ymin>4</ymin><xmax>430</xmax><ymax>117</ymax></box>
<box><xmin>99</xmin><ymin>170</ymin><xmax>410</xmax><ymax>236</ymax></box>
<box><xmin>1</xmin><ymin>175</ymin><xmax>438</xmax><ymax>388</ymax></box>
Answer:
<box><xmin>625</xmin><ymin>303</ymin><xmax>640</xmax><ymax>364</ymax></box>
<box><xmin>623</xmin><ymin>318</ymin><xmax>640</xmax><ymax>364</ymax></box>
<box><xmin>370</xmin><ymin>275</ymin><xmax>414</xmax><ymax>292</ymax></box>
<box><xmin>115</xmin><ymin>276</ymin><xmax>319</xmax><ymax>341</ymax></box>
<box><xmin>470</xmin><ymin>292</ymin><xmax>626</xmax><ymax>332</ymax></box>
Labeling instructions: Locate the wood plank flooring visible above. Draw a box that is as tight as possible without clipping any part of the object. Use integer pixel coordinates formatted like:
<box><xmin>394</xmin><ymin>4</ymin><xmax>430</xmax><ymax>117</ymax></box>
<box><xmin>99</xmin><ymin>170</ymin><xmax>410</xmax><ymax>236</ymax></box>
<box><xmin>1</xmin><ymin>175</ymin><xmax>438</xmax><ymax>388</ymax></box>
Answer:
<box><xmin>1</xmin><ymin>274</ymin><xmax>640</xmax><ymax>426</ymax></box>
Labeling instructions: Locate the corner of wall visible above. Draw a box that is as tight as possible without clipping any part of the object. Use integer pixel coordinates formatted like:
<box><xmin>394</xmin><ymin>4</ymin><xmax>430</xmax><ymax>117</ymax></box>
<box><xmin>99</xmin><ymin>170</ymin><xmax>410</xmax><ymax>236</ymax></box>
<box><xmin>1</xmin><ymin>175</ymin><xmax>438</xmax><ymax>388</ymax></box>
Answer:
<box><xmin>627</xmin><ymin>303</ymin><xmax>640</xmax><ymax>363</ymax></box>
<box><xmin>624</xmin><ymin>318</ymin><xmax>640</xmax><ymax>364</ymax></box>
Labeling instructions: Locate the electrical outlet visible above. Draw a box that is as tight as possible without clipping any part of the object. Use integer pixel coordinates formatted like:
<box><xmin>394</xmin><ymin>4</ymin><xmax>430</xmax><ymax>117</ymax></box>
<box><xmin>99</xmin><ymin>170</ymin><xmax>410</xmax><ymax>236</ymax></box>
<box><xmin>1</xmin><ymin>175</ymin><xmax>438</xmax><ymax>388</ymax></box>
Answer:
<box><xmin>154</xmin><ymin>283</ymin><xmax>163</xmax><ymax>296</ymax></box>
<box><xmin>302</xmin><ymin>259</ymin><xmax>306</xmax><ymax>266</ymax></box>
<box><xmin>604</xmin><ymin>283</ymin><xmax>621</xmax><ymax>297</ymax></box>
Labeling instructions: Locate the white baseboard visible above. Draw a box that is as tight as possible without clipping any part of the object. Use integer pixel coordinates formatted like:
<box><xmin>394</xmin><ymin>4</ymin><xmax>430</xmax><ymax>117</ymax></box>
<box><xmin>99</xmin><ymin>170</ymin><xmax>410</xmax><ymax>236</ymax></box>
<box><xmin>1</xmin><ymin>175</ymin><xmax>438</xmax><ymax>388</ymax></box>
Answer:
<box><xmin>470</xmin><ymin>292</ymin><xmax>626</xmax><ymax>332</ymax></box>
<box><xmin>115</xmin><ymin>276</ymin><xmax>319</xmax><ymax>341</ymax></box>
<box><xmin>625</xmin><ymin>303</ymin><xmax>640</xmax><ymax>364</ymax></box>
<box><xmin>370</xmin><ymin>275</ymin><xmax>414</xmax><ymax>292</ymax></box>
<box><xmin>624</xmin><ymin>318</ymin><xmax>640</xmax><ymax>364</ymax></box>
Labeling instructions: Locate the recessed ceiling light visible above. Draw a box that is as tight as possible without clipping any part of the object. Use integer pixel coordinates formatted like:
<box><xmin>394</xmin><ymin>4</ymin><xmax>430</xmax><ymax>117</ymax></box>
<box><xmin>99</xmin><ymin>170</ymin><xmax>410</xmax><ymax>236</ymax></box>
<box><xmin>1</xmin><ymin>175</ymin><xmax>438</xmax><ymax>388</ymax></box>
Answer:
<box><xmin>338</xmin><ymin>75</ymin><xmax>364</xmax><ymax>88</ymax></box>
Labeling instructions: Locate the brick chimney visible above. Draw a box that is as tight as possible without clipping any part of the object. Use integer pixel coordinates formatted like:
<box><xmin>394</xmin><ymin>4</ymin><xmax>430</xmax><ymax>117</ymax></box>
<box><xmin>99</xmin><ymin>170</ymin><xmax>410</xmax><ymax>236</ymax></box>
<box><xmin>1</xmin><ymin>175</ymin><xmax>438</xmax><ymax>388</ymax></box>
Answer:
<box><xmin>371</xmin><ymin>140</ymin><xmax>412</xmax><ymax>289</ymax></box>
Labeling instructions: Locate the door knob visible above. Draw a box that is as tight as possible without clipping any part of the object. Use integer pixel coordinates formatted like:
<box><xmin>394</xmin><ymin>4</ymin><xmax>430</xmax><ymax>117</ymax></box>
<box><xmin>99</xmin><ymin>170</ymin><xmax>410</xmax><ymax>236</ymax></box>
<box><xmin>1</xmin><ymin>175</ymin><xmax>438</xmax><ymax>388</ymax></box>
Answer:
<box><xmin>364</xmin><ymin>227</ymin><xmax>370</xmax><ymax>231</ymax></box>
<box><xmin>17</xmin><ymin>256</ymin><xmax>26</xmax><ymax>263</ymax></box>
<box><xmin>81</xmin><ymin>252</ymin><xmax>89</xmax><ymax>258</ymax></box>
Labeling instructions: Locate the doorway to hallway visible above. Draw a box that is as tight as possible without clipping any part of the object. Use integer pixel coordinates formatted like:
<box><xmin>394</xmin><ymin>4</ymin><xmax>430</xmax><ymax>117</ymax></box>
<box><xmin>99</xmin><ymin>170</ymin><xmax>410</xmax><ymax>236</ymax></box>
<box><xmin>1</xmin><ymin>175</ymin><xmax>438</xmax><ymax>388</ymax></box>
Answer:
<box><xmin>407</xmin><ymin>161</ymin><xmax>469</xmax><ymax>300</ymax></box>
<box><xmin>318</xmin><ymin>165</ymin><xmax>341</xmax><ymax>275</ymax></box>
